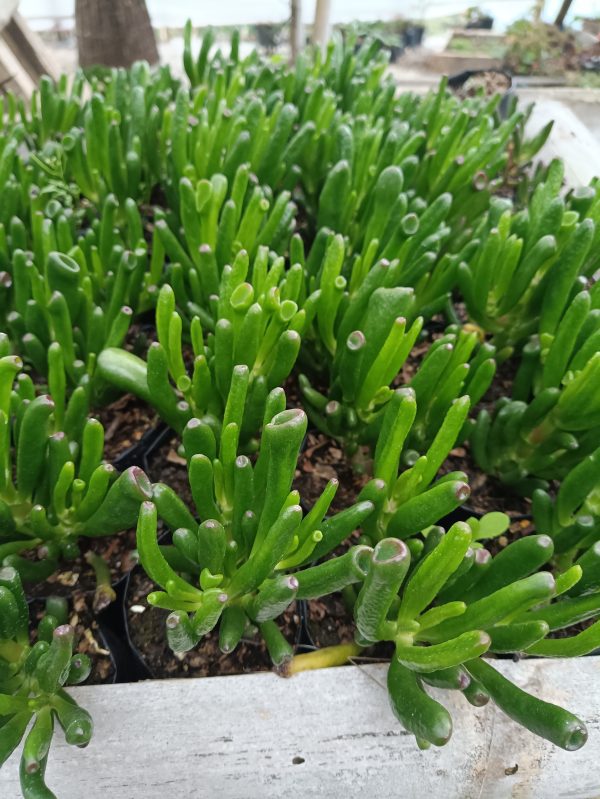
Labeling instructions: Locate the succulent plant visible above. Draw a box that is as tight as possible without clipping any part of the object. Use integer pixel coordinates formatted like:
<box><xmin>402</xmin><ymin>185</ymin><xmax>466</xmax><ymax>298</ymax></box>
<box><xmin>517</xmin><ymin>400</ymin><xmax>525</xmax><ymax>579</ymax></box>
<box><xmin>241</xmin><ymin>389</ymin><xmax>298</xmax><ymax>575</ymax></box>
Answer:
<box><xmin>0</xmin><ymin>355</ymin><xmax>152</xmax><ymax>582</ymax></box>
<box><xmin>136</xmin><ymin>397</ymin><xmax>375</xmax><ymax>666</ymax></box>
<box><xmin>0</xmin><ymin>567</ymin><xmax>93</xmax><ymax>798</ymax></box>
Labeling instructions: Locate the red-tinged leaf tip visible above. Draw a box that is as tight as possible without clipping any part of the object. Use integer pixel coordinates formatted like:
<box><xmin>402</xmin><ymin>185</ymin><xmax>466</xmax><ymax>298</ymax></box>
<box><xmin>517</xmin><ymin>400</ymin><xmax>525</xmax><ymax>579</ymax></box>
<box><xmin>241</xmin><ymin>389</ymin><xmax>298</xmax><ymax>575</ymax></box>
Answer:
<box><xmin>128</xmin><ymin>467</ymin><xmax>153</xmax><ymax>499</ymax></box>
<box><xmin>473</xmin><ymin>171</ymin><xmax>488</xmax><ymax>190</ymax></box>
<box><xmin>455</xmin><ymin>482</ymin><xmax>471</xmax><ymax>502</ymax></box>
<box><xmin>54</xmin><ymin>624</ymin><xmax>74</xmax><ymax>639</ymax></box>
<box><xmin>458</xmin><ymin>671</ymin><xmax>471</xmax><ymax>691</ymax></box>
<box><xmin>373</xmin><ymin>537</ymin><xmax>409</xmax><ymax>564</ymax></box>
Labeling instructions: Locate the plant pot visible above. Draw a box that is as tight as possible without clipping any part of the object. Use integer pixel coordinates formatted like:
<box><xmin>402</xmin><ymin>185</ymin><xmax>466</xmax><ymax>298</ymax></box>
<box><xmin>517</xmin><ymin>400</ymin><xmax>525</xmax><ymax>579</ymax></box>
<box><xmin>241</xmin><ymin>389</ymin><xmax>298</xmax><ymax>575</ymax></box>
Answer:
<box><xmin>389</xmin><ymin>44</ymin><xmax>404</xmax><ymax>63</ymax></box>
<box><xmin>402</xmin><ymin>25</ymin><xmax>425</xmax><ymax>48</ymax></box>
<box><xmin>122</xmin><ymin>565</ymin><xmax>304</xmax><ymax>680</ymax></box>
<box><xmin>466</xmin><ymin>15</ymin><xmax>494</xmax><ymax>29</ymax></box>
<box><xmin>113</xmin><ymin>422</ymin><xmax>172</xmax><ymax>474</ymax></box>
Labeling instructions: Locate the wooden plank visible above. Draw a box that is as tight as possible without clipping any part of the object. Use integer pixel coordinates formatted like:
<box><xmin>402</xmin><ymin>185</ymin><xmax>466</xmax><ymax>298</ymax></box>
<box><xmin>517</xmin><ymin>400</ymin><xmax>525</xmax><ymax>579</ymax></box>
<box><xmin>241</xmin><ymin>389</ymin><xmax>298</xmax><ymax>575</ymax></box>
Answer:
<box><xmin>2</xmin><ymin>12</ymin><xmax>60</xmax><ymax>83</ymax></box>
<box><xmin>0</xmin><ymin>658</ymin><xmax>598</xmax><ymax>798</ymax></box>
<box><xmin>0</xmin><ymin>35</ymin><xmax>36</xmax><ymax>97</ymax></box>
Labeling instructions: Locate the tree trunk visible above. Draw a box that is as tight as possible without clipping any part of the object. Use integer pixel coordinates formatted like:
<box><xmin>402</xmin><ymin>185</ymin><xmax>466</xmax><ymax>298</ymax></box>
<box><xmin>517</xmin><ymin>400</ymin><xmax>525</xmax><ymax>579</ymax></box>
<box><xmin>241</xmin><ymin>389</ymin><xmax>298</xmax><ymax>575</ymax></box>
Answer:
<box><xmin>313</xmin><ymin>0</ymin><xmax>331</xmax><ymax>53</ymax></box>
<box><xmin>75</xmin><ymin>0</ymin><xmax>159</xmax><ymax>69</ymax></box>
<box><xmin>554</xmin><ymin>0</ymin><xmax>574</xmax><ymax>28</ymax></box>
<box><xmin>290</xmin><ymin>0</ymin><xmax>304</xmax><ymax>60</ymax></box>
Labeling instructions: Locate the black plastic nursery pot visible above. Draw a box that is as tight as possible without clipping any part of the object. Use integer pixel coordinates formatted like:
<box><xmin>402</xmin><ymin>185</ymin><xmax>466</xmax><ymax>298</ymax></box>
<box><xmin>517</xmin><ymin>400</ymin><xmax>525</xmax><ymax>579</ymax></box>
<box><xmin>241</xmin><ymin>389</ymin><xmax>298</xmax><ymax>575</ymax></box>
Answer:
<box><xmin>112</xmin><ymin>422</ymin><xmax>173</xmax><ymax>476</ymax></box>
<box><xmin>466</xmin><ymin>15</ymin><xmax>494</xmax><ymax>29</ymax></box>
<box><xmin>121</xmin><ymin>563</ymin><xmax>305</xmax><ymax>681</ymax></box>
<box><xmin>402</xmin><ymin>25</ymin><xmax>425</xmax><ymax>48</ymax></box>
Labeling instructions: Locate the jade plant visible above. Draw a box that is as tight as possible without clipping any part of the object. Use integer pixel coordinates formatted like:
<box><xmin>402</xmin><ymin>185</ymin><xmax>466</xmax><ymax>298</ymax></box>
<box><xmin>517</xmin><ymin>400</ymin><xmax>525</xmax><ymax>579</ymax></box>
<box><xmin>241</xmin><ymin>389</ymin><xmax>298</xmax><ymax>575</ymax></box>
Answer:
<box><xmin>341</xmin><ymin>389</ymin><xmax>474</xmax><ymax>562</ymax></box>
<box><xmin>298</xmin><ymin>230</ymin><xmax>496</xmax><ymax>452</ymax></box>
<box><xmin>457</xmin><ymin>159</ymin><xmax>599</xmax><ymax>349</ymax></box>
<box><xmin>155</xmin><ymin>169</ymin><xmax>297</xmax><ymax>316</ymax></box>
<box><xmin>136</xmin><ymin>396</ymin><xmax>375</xmax><ymax>666</ymax></box>
<box><xmin>0</xmin><ymin>567</ymin><xmax>93</xmax><ymax>798</ymax></box>
<box><xmin>0</xmin><ymin>355</ymin><xmax>152</xmax><ymax>581</ymax></box>
<box><xmin>302</xmin><ymin>520</ymin><xmax>597</xmax><ymax>750</ymax></box>
<box><xmin>98</xmin><ymin>272</ymin><xmax>304</xmax><ymax>439</ymax></box>
<box><xmin>532</xmin><ymin>446</ymin><xmax>600</xmax><ymax>583</ymax></box>
<box><xmin>469</xmin><ymin>278</ymin><xmax>600</xmax><ymax>491</ymax></box>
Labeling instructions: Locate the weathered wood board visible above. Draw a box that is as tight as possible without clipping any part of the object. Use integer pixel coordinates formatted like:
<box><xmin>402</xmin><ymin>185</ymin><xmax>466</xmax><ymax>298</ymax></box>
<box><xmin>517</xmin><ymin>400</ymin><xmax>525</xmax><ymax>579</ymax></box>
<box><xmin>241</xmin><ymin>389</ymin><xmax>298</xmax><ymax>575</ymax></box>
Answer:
<box><xmin>0</xmin><ymin>658</ymin><xmax>598</xmax><ymax>798</ymax></box>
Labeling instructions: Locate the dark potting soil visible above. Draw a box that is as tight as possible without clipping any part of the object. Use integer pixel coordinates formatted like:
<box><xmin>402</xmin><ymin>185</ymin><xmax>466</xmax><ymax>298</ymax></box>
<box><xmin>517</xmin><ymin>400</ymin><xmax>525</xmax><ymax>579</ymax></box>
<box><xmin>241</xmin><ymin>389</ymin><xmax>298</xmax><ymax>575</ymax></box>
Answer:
<box><xmin>146</xmin><ymin>434</ymin><xmax>194</xmax><ymax>506</ymax></box>
<box><xmin>96</xmin><ymin>392</ymin><xmax>159</xmax><ymax>465</ymax></box>
<box><xmin>30</xmin><ymin>593</ymin><xmax>115</xmax><ymax>684</ymax></box>
<box><xmin>293</xmin><ymin>431</ymin><xmax>370</xmax><ymax>514</ymax></box>
<box><xmin>126</xmin><ymin>570</ymin><xmax>302</xmax><ymax>679</ymax></box>
<box><xmin>26</xmin><ymin>528</ymin><xmax>138</xmax><ymax>603</ymax></box>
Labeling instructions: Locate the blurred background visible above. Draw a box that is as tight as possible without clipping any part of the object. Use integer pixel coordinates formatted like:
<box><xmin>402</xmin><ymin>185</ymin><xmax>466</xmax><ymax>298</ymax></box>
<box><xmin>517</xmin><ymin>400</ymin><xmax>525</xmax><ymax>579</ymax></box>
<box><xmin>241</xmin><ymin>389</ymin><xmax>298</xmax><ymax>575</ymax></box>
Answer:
<box><xmin>2</xmin><ymin>0</ymin><xmax>600</xmax><ymax>86</ymax></box>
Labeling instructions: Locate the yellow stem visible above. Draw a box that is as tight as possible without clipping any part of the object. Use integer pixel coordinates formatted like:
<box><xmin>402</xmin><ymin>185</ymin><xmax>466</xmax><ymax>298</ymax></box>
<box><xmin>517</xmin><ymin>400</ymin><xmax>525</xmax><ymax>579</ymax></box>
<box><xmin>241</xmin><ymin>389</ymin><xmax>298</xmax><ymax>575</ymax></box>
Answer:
<box><xmin>286</xmin><ymin>643</ymin><xmax>363</xmax><ymax>676</ymax></box>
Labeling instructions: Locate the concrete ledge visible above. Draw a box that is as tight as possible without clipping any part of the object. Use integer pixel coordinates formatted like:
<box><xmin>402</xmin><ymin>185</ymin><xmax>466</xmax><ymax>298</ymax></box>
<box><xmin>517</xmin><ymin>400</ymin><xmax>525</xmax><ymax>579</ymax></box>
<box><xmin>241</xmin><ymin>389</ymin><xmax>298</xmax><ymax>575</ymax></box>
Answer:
<box><xmin>524</xmin><ymin>98</ymin><xmax>600</xmax><ymax>187</ymax></box>
<box><xmin>426</xmin><ymin>52</ymin><xmax>503</xmax><ymax>74</ymax></box>
<box><xmin>0</xmin><ymin>658</ymin><xmax>598</xmax><ymax>798</ymax></box>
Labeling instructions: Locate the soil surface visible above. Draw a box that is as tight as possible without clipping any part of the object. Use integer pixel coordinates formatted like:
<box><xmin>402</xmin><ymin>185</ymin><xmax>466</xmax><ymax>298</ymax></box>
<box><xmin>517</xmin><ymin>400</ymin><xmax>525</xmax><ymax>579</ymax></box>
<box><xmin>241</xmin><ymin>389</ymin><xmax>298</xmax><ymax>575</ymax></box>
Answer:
<box><xmin>96</xmin><ymin>392</ymin><xmax>159</xmax><ymax>466</ymax></box>
<box><xmin>70</xmin><ymin>311</ymin><xmax>580</xmax><ymax>677</ymax></box>
<box><xmin>25</xmin><ymin>528</ymin><xmax>138</xmax><ymax>603</ymax></box>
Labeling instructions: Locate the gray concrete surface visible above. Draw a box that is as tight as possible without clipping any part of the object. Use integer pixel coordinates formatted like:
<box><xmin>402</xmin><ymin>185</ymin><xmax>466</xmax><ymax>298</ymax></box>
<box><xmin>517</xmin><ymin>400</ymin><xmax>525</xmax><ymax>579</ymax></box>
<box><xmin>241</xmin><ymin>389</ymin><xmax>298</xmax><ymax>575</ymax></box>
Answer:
<box><xmin>0</xmin><ymin>659</ymin><xmax>598</xmax><ymax>798</ymax></box>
